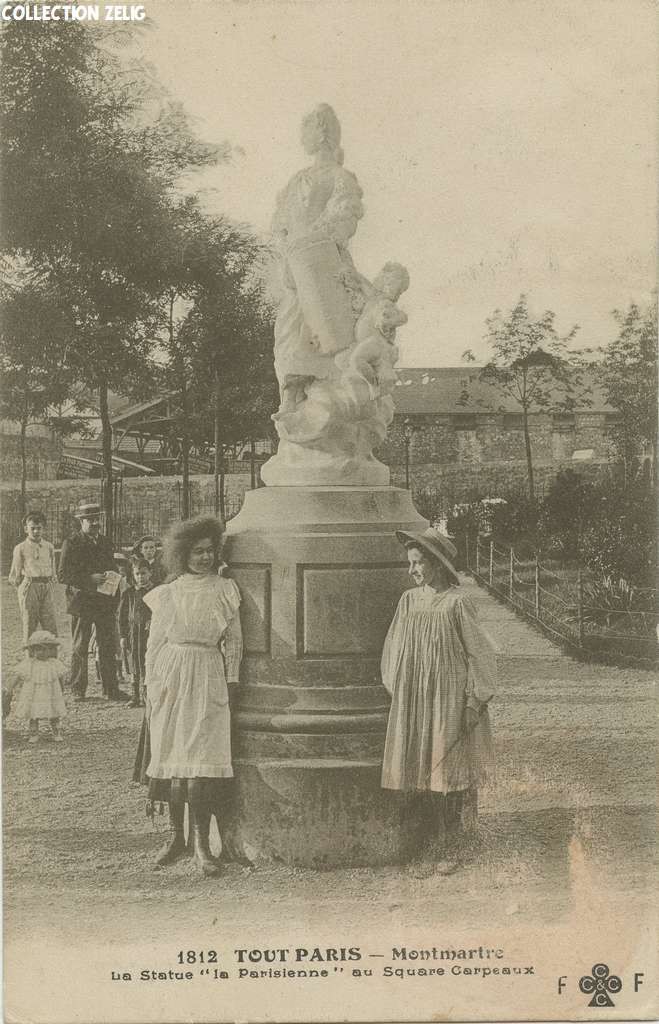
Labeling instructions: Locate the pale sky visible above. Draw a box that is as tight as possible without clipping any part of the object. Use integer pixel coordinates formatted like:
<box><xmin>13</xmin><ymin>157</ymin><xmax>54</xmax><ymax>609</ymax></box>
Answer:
<box><xmin>141</xmin><ymin>0</ymin><xmax>656</xmax><ymax>365</ymax></box>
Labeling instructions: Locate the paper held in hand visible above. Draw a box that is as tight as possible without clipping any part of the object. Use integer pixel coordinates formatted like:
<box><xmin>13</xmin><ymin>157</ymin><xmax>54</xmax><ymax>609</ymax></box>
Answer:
<box><xmin>96</xmin><ymin>571</ymin><xmax>121</xmax><ymax>597</ymax></box>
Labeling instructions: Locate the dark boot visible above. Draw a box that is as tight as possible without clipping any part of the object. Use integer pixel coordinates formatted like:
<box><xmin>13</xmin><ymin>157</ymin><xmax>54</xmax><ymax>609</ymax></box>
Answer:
<box><xmin>435</xmin><ymin>791</ymin><xmax>464</xmax><ymax>875</ymax></box>
<box><xmin>188</xmin><ymin>779</ymin><xmax>221</xmax><ymax>878</ymax></box>
<box><xmin>155</xmin><ymin>779</ymin><xmax>187</xmax><ymax>868</ymax></box>
<box><xmin>129</xmin><ymin>677</ymin><xmax>141</xmax><ymax>708</ymax></box>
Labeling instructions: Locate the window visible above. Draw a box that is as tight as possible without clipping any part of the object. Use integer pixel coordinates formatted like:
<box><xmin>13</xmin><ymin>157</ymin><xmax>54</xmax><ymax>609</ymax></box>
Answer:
<box><xmin>503</xmin><ymin>413</ymin><xmax>524</xmax><ymax>431</ymax></box>
<box><xmin>552</xmin><ymin>412</ymin><xmax>575</xmax><ymax>431</ymax></box>
<box><xmin>451</xmin><ymin>414</ymin><xmax>477</xmax><ymax>431</ymax></box>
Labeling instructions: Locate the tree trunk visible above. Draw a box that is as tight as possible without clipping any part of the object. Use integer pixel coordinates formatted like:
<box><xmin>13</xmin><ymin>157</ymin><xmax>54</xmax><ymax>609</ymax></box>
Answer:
<box><xmin>170</xmin><ymin>292</ymin><xmax>190</xmax><ymax>519</ymax></box>
<box><xmin>522</xmin><ymin>405</ymin><xmax>535</xmax><ymax>501</ymax></box>
<box><xmin>180</xmin><ymin>377</ymin><xmax>190</xmax><ymax>519</ymax></box>
<box><xmin>213</xmin><ymin>372</ymin><xmax>221</xmax><ymax>516</ymax></box>
<box><xmin>19</xmin><ymin>398</ymin><xmax>28</xmax><ymax>519</ymax></box>
<box><xmin>250</xmin><ymin>438</ymin><xmax>256</xmax><ymax>489</ymax></box>
<box><xmin>99</xmin><ymin>379</ymin><xmax>114</xmax><ymax>541</ymax></box>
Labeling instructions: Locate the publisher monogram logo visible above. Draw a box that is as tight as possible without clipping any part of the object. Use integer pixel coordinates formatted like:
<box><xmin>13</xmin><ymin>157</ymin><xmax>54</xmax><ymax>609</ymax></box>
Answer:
<box><xmin>578</xmin><ymin>963</ymin><xmax>622</xmax><ymax>1008</ymax></box>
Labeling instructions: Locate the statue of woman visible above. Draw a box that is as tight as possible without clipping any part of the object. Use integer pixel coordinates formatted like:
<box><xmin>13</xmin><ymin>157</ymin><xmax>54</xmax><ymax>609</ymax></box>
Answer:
<box><xmin>271</xmin><ymin>104</ymin><xmax>364</xmax><ymax>420</ymax></box>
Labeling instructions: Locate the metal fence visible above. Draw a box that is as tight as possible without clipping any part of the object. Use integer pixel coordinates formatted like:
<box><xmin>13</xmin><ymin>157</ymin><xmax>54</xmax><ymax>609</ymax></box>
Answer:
<box><xmin>1</xmin><ymin>482</ymin><xmax>244</xmax><ymax>572</ymax></box>
<box><xmin>468</xmin><ymin>535</ymin><xmax>658</xmax><ymax>666</ymax></box>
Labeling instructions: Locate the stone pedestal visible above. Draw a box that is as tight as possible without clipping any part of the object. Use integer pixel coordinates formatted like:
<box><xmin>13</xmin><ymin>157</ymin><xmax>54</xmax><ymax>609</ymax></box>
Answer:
<box><xmin>222</xmin><ymin>485</ymin><xmax>428</xmax><ymax>867</ymax></box>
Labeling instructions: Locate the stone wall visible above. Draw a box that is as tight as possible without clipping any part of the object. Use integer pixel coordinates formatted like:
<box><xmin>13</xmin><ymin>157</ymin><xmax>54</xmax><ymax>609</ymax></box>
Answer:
<box><xmin>0</xmin><ymin>473</ymin><xmax>254</xmax><ymax>509</ymax></box>
<box><xmin>379</xmin><ymin>411</ymin><xmax>614</xmax><ymax>468</ymax></box>
<box><xmin>391</xmin><ymin>459</ymin><xmax>618</xmax><ymax>509</ymax></box>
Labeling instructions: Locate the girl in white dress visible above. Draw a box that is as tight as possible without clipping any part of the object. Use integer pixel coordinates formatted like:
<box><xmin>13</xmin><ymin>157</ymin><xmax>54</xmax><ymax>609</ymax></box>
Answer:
<box><xmin>381</xmin><ymin>528</ymin><xmax>496</xmax><ymax>875</ymax></box>
<box><xmin>143</xmin><ymin>517</ymin><xmax>242</xmax><ymax>877</ymax></box>
<box><xmin>8</xmin><ymin>630</ymin><xmax>67</xmax><ymax>743</ymax></box>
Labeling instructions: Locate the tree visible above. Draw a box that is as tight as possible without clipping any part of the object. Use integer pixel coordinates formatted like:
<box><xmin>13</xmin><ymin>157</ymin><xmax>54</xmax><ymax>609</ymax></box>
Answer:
<box><xmin>464</xmin><ymin>295</ymin><xmax>586</xmax><ymax>500</ymax></box>
<box><xmin>186</xmin><ymin>275</ymin><xmax>277</xmax><ymax>518</ymax></box>
<box><xmin>141</xmin><ymin>200</ymin><xmax>276</xmax><ymax>518</ymax></box>
<box><xmin>0</xmin><ymin>266</ymin><xmax>88</xmax><ymax>514</ymax></box>
<box><xmin>600</xmin><ymin>300</ymin><xmax>657</xmax><ymax>487</ymax></box>
<box><xmin>1</xmin><ymin>20</ymin><xmax>224</xmax><ymax>534</ymax></box>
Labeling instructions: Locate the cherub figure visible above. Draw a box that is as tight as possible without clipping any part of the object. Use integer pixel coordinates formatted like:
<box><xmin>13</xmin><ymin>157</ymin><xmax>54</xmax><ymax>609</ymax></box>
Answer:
<box><xmin>338</xmin><ymin>262</ymin><xmax>410</xmax><ymax>399</ymax></box>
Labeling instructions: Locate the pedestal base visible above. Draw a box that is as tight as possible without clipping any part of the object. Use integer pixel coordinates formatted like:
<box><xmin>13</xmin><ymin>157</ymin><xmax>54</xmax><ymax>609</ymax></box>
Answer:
<box><xmin>223</xmin><ymin>485</ymin><xmax>428</xmax><ymax>866</ymax></box>
<box><xmin>223</xmin><ymin>762</ymin><xmax>417</xmax><ymax>868</ymax></box>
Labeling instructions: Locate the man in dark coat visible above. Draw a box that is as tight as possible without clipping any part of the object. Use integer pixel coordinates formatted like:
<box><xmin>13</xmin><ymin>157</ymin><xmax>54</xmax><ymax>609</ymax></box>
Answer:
<box><xmin>58</xmin><ymin>502</ymin><xmax>128</xmax><ymax>702</ymax></box>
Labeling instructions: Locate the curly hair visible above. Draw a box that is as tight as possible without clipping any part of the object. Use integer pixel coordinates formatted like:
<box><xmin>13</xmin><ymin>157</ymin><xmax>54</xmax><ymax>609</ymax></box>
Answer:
<box><xmin>161</xmin><ymin>516</ymin><xmax>225</xmax><ymax>578</ymax></box>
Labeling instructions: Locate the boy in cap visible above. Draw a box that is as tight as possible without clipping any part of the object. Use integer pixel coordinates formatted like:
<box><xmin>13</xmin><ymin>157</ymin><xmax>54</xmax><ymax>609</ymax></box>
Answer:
<box><xmin>57</xmin><ymin>502</ymin><xmax>128</xmax><ymax>702</ymax></box>
<box><xmin>8</xmin><ymin>511</ymin><xmax>58</xmax><ymax>642</ymax></box>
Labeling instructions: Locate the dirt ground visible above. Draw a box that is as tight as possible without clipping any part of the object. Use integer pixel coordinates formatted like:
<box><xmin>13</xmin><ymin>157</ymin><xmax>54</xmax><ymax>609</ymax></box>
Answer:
<box><xmin>2</xmin><ymin>575</ymin><xmax>657</xmax><ymax>1018</ymax></box>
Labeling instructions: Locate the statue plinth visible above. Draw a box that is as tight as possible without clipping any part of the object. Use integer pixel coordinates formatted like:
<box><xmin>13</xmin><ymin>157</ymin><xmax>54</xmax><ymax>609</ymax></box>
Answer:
<box><xmin>223</xmin><ymin>485</ymin><xmax>428</xmax><ymax>866</ymax></box>
<box><xmin>260</xmin><ymin>440</ymin><xmax>390</xmax><ymax>487</ymax></box>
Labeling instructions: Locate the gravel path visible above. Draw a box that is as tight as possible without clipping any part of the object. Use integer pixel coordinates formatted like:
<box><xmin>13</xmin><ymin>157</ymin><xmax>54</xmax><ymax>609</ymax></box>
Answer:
<box><xmin>2</xmin><ymin>575</ymin><xmax>656</xmax><ymax>948</ymax></box>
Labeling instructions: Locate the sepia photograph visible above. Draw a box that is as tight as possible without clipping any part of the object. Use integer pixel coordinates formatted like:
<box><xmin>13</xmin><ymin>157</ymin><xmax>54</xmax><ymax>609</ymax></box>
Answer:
<box><xmin>0</xmin><ymin>1</ymin><xmax>657</xmax><ymax>1021</ymax></box>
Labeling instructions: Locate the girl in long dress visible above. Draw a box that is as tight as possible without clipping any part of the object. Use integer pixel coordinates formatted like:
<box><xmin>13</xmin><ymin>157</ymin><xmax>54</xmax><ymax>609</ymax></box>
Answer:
<box><xmin>142</xmin><ymin>516</ymin><xmax>242</xmax><ymax>877</ymax></box>
<box><xmin>381</xmin><ymin>527</ymin><xmax>496</xmax><ymax>874</ymax></box>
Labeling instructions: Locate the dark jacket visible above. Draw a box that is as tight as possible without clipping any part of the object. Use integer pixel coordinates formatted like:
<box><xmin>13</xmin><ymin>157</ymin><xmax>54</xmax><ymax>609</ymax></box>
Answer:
<box><xmin>118</xmin><ymin>585</ymin><xmax>152</xmax><ymax>644</ymax></box>
<box><xmin>144</xmin><ymin>554</ymin><xmax>166</xmax><ymax>586</ymax></box>
<box><xmin>118</xmin><ymin>584</ymin><xmax>152</xmax><ymax>682</ymax></box>
<box><xmin>58</xmin><ymin>531</ymin><xmax>118</xmax><ymax>617</ymax></box>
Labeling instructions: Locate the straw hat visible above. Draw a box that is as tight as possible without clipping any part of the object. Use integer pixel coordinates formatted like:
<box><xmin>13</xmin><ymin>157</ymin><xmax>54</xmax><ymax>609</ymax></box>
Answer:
<box><xmin>24</xmin><ymin>630</ymin><xmax>61</xmax><ymax>649</ymax></box>
<box><xmin>395</xmin><ymin>527</ymin><xmax>460</xmax><ymax>585</ymax></box>
<box><xmin>73</xmin><ymin>502</ymin><xmax>102</xmax><ymax>519</ymax></box>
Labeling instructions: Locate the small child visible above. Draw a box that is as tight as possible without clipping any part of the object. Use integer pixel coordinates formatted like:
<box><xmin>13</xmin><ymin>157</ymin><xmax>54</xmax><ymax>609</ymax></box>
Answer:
<box><xmin>119</xmin><ymin>557</ymin><xmax>154</xmax><ymax>708</ymax></box>
<box><xmin>8</xmin><ymin>630</ymin><xmax>67</xmax><ymax>743</ymax></box>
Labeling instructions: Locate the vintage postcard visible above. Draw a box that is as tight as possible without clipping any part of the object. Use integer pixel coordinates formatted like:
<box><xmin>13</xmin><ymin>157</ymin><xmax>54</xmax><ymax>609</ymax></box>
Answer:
<box><xmin>1</xmin><ymin>1</ymin><xmax>657</xmax><ymax>1022</ymax></box>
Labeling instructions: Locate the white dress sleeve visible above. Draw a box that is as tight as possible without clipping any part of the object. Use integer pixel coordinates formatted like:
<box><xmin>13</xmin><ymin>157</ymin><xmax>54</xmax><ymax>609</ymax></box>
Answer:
<box><xmin>5</xmin><ymin>660</ymin><xmax>28</xmax><ymax>695</ymax></box>
<box><xmin>380</xmin><ymin>591</ymin><xmax>409</xmax><ymax>695</ymax></box>
<box><xmin>142</xmin><ymin>585</ymin><xmax>173</xmax><ymax>694</ymax></box>
<box><xmin>219</xmin><ymin>579</ymin><xmax>242</xmax><ymax>684</ymax></box>
<box><xmin>455</xmin><ymin>593</ymin><xmax>497</xmax><ymax>709</ymax></box>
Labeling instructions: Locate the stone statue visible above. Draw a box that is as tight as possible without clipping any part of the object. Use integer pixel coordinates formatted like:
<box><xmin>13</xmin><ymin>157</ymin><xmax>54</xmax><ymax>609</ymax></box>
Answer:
<box><xmin>261</xmin><ymin>104</ymin><xmax>409</xmax><ymax>487</ymax></box>
<box><xmin>338</xmin><ymin>263</ymin><xmax>410</xmax><ymax>402</ymax></box>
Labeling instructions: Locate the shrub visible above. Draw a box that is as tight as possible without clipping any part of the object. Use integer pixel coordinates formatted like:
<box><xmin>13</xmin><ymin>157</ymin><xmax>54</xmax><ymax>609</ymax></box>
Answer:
<box><xmin>488</xmin><ymin>493</ymin><xmax>541</xmax><ymax>548</ymax></box>
<box><xmin>579</xmin><ymin>516</ymin><xmax>654</xmax><ymax>588</ymax></box>
<box><xmin>579</xmin><ymin>576</ymin><xmax>656</xmax><ymax>629</ymax></box>
<box><xmin>539</xmin><ymin>469</ymin><xmax>599</xmax><ymax>560</ymax></box>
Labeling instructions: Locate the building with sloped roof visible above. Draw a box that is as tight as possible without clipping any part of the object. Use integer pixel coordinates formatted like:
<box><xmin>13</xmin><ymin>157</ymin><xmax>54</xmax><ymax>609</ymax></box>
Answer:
<box><xmin>4</xmin><ymin>366</ymin><xmax>618</xmax><ymax>498</ymax></box>
<box><xmin>380</xmin><ymin>366</ymin><xmax>619</xmax><ymax>499</ymax></box>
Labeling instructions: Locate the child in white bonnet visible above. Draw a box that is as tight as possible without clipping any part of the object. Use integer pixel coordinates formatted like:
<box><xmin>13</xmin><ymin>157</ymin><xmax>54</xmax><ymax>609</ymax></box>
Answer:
<box><xmin>6</xmin><ymin>630</ymin><xmax>67</xmax><ymax>743</ymax></box>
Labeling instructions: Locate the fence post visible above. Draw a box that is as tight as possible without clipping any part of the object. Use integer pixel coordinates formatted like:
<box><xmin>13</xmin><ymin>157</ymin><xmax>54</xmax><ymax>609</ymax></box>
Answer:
<box><xmin>489</xmin><ymin>540</ymin><xmax>494</xmax><ymax>586</ymax></box>
<box><xmin>509</xmin><ymin>547</ymin><xmax>514</xmax><ymax>601</ymax></box>
<box><xmin>534</xmin><ymin>556</ymin><xmax>540</xmax><ymax>618</ymax></box>
<box><xmin>577</xmin><ymin>570</ymin><xmax>584</xmax><ymax>646</ymax></box>
<box><xmin>475</xmin><ymin>535</ymin><xmax>480</xmax><ymax>576</ymax></box>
